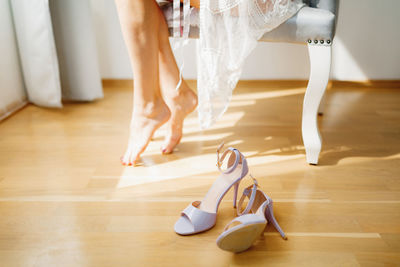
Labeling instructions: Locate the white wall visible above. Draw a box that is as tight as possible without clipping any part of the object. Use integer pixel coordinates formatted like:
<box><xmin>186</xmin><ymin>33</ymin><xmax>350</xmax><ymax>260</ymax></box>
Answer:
<box><xmin>90</xmin><ymin>0</ymin><xmax>400</xmax><ymax>81</ymax></box>
<box><xmin>0</xmin><ymin>0</ymin><xmax>27</xmax><ymax>120</ymax></box>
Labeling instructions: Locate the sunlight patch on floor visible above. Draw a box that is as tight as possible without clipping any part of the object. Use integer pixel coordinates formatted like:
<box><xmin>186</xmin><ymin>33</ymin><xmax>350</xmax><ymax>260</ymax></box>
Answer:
<box><xmin>244</xmin><ymin>150</ymin><xmax>305</xmax><ymax>166</ymax></box>
<box><xmin>114</xmin><ymin>150</ymin><xmax>309</xmax><ymax>188</ymax></box>
<box><xmin>116</xmin><ymin>153</ymin><xmax>217</xmax><ymax>188</ymax></box>
<box><xmin>231</xmin><ymin>88</ymin><xmax>305</xmax><ymax>101</ymax></box>
<box><xmin>112</xmin><ymin>85</ymin><xmax>400</xmax><ymax>189</ymax></box>
<box><xmin>334</xmin><ymin>152</ymin><xmax>400</xmax><ymax>165</ymax></box>
<box><xmin>229</xmin><ymin>100</ymin><xmax>256</xmax><ymax>107</ymax></box>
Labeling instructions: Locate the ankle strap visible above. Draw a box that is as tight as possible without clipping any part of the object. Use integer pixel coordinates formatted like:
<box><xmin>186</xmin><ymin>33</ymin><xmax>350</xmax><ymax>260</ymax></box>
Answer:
<box><xmin>216</xmin><ymin>142</ymin><xmax>242</xmax><ymax>174</ymax></box>
<box><xmin>237</xmin><ymin>175</ymin><xmax>259</xmax><ymax>216</ymax></box>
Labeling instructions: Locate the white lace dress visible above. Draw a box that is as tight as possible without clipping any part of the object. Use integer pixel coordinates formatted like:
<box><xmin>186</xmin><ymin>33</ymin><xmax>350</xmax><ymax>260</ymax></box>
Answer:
<box><xmin>160</xmin><ymin>0</ymin><xmax>305</xmax><ymax>129</ymax></box>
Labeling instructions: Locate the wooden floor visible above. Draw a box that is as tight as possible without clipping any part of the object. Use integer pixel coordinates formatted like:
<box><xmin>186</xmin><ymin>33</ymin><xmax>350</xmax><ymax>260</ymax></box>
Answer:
<box><xmin>1</xmin><ymin>80</ymin><xmax>399</xmax><ymax>266</ymax></box>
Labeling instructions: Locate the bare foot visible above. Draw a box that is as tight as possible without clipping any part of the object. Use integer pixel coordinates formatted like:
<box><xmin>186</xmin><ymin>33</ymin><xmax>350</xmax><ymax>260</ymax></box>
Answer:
<box><xmin>121</xmin><ymin>99</ymin><xmax>171</xmax><ymax>165</ymax></box>
<box><xmin>161</xmin><ymin>81</ymin><xmax>198</xmax><ymax>154</ymax></box>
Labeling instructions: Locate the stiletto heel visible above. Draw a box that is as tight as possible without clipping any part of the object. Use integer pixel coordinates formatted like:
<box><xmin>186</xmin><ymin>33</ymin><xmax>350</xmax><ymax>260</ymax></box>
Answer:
<box><xmin>233</xmin><ymin>182</ymin><xmax>239</xmax><ymax>208</ymax></box>
<box><xmin>174</xmin><ymin>143</ymin><xmax>248</xmax><ymax>235</ymax></box>
<box><xmin>264</xmin><ymin>197</ymin><xmax>287</xmax><ymax>239</ymax></box>
<box><xmin>216</xmin><ymin>175</ymin><xmax>286</xmax><ymax>253</ymax></box>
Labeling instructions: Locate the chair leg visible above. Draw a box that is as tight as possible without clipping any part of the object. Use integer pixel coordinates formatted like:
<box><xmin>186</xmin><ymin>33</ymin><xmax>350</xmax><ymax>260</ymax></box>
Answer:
<box><xmin>302</xmin><ymin>44</ymin><xmax>331</xmax><ymax>165</ymax></box>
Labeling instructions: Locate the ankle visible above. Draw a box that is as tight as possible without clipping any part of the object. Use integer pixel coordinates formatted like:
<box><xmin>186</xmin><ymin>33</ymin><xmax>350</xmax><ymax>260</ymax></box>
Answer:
<box><xmin>133</xmin><ymin>98</ymin><xmax>169</xmax><ymax>118</ymax></box>
<box><xmin>164</xmin><ymin>81</ymin><xmax>190</xmax><ymax>100</ymax></box>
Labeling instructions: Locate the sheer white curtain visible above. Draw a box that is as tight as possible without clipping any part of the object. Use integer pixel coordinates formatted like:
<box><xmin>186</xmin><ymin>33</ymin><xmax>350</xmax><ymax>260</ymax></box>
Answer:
<box><xmin>0</xmin><ymin>0</ymin><xmax>26</xmax><ymax>120</ymax></box>
<box><xmin>0</xmin><ymin>0</ymin><xmax>102</xmax><ymax>120</ymax></box>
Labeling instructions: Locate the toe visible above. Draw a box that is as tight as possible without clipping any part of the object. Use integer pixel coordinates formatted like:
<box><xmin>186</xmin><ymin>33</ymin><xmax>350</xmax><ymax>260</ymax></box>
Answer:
<box><xmin>129</xmin><ymin>141</ymin><xmax>148</xmax><ymax>165</ymax></box>
<box><xmin>162</xmin><ymin>133</ymin><xmax>182</xmax><ymax>154</ymax></box>
<box><xmin>129</xmin><ymin>151</ymin><xmax>139</xmax><ymax>166</ymax></box>
<box><xmin>121</xmin><ymin>148</ymin><xmax>132</xmax><ymax>165</ymax></box>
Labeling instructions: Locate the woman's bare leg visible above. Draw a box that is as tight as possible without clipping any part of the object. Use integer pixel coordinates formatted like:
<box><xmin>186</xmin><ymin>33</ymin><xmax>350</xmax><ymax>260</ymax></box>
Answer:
<box><xmin>115</xmin><ymin>0</ymin><xmax>170</xmax><ymax>165</ymax></box>
<box><xmin>156</xmin><ymin>4</ymin><xmax>198</xmax><ymax>154</ymax></box>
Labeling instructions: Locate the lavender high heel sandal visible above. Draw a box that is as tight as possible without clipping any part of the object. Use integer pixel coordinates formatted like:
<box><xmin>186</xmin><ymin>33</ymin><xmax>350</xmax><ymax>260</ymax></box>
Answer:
<box><xmin>216</xmin><ymin>175</ymin><xmax>286</xmax><ymax>253</ymax></box>
<box><xmin>174</xmin><ymin>143</ymin><xmax>248</xmax><ymax>235</ymax></box>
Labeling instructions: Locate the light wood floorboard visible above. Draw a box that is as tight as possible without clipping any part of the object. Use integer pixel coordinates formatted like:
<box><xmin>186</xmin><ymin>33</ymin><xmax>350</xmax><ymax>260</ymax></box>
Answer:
<box><xmin>0</xmin><ymin>80</ymin><xmax>399</xmax><ymax>266</ymax></box>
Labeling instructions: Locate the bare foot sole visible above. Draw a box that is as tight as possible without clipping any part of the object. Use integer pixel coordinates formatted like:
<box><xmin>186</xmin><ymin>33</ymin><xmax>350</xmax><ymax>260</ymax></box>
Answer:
<box><xmin>161</xmin><ymin>82</ymin><xmax>198</xmax><ymax>154</ymax></box>
<box><xmin>121</xmin><ymin>100</ymin><xmax>171</xmax><ymax>166</ymax></box>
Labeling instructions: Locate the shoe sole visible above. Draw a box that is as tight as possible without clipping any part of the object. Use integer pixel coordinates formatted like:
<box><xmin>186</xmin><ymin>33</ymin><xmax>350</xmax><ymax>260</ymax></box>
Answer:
<box><xmin>216</xmin><ymin>223</ymin><xmax>266</xmax><ymax>253</ymax></box>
